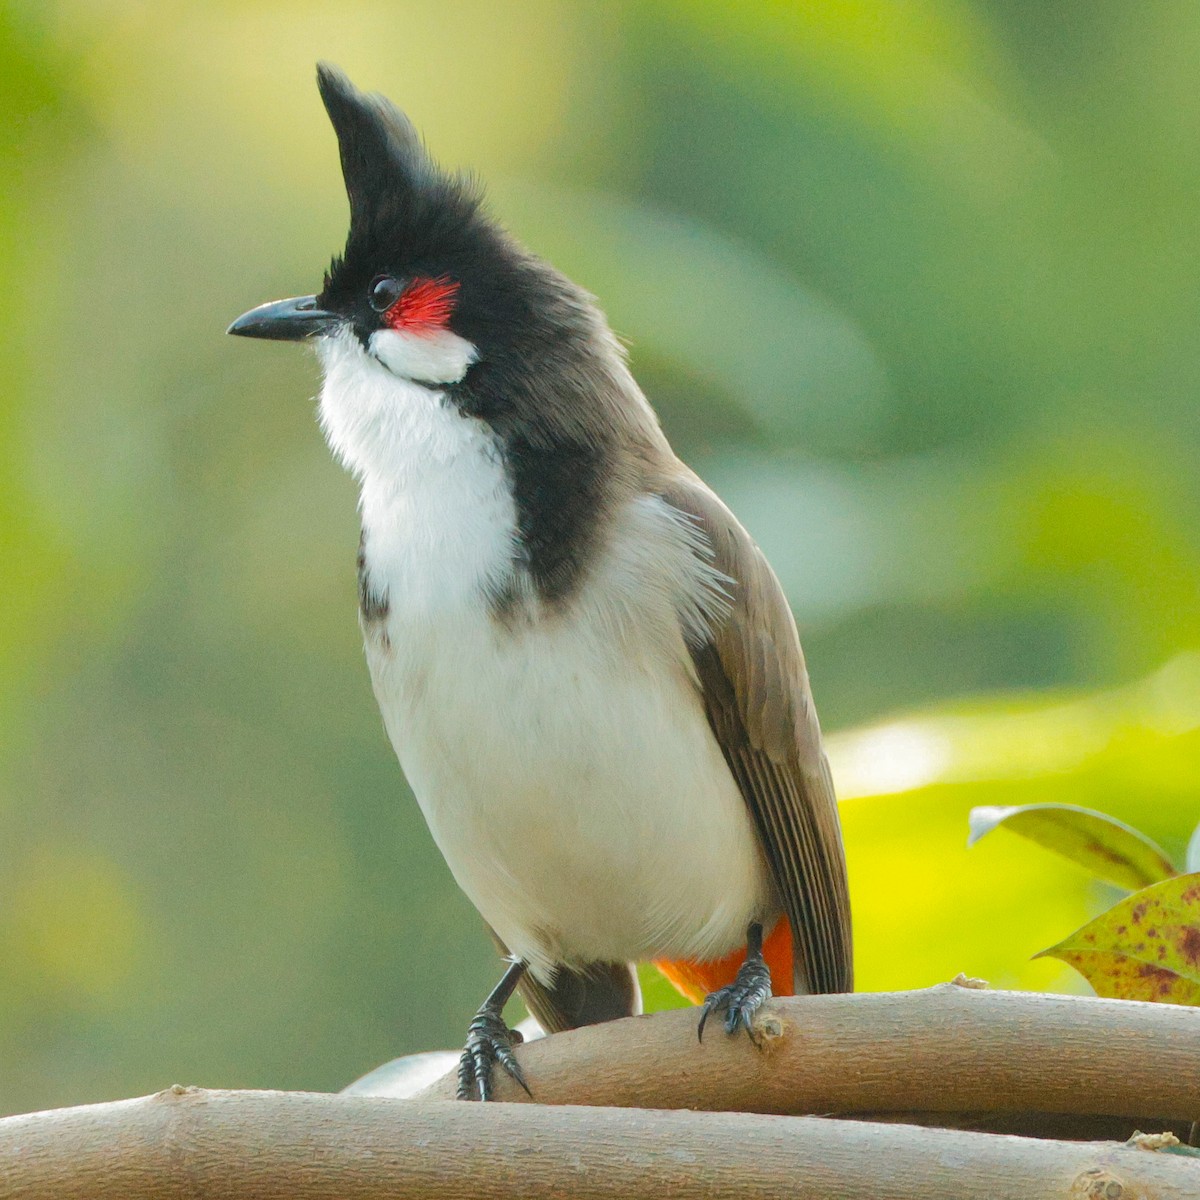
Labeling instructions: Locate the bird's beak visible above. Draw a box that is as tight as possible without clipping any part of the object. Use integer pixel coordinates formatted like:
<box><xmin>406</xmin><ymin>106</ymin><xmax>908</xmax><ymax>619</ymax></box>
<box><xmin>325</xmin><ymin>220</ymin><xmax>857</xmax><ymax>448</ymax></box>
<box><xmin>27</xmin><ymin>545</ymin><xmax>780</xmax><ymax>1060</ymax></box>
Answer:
<box><xmin>227</xmin><ymin>295</ymin><xmax>340</xmax><ymax>341</ymax></box>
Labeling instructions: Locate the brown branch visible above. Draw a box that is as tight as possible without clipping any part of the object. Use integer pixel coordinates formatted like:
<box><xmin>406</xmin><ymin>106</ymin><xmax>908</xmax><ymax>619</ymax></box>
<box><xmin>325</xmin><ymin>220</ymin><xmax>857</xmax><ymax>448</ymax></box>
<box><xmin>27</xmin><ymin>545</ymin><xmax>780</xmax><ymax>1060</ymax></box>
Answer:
<box><xmin>414</xmin><ymin>983</ymin><xmax>1200</xmax><ymax>1131</ymax></box>
<box><xmin>4</xmin><ymin>1088</ymin><xmax>1198</xmax><ymax>1200</ymax></box>
<box><xmin>6</xmin><ymin>986</ymin><xmax>1199</xmax><ymax>1196</ymax></box>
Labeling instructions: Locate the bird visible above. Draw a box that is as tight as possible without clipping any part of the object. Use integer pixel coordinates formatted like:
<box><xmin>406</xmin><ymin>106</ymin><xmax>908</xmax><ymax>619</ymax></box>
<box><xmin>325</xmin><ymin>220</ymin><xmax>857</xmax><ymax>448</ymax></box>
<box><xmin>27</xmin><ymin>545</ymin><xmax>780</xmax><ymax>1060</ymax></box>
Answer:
<box><xmin>228</xmin><ymin>64</ymin><xmax>852</xmax><ymax>1101</ymax></box>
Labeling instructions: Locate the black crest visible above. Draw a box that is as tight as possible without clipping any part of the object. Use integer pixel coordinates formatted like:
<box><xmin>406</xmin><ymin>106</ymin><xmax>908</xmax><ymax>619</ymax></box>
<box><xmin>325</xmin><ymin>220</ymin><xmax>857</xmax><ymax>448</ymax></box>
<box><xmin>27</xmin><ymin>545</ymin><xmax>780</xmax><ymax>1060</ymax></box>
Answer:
<box><xmin>316</xmin><ymin>63</ymin><xmax>489</xmax><ymax>301</ymax></box>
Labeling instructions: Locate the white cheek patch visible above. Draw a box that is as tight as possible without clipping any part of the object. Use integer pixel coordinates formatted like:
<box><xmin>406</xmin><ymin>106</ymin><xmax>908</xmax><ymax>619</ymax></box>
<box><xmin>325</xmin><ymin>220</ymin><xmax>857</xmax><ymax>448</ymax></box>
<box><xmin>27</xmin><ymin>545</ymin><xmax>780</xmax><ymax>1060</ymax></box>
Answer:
<box><xmin>369</xmin><ymin>327</ymin><xmax>477</xmax><ymax>385</ymax></box>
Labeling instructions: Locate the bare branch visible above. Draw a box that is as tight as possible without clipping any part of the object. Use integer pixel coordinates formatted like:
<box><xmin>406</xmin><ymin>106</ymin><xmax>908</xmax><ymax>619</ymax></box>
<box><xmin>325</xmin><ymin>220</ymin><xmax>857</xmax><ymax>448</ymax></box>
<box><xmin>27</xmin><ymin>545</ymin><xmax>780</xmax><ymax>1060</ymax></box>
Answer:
<box><xmin>4</xmin><ymin>1088</ymin><xmax>1198</xmax><ymax>1200</ymax></box>
<box><xmin>7</xmin><ymin>986</ymin><xmax>1199</xmax><ymax>1197</ymax></box>
<box><xmin>414</xmin><ymin>983</ymin><xmax>1200</xmax><ymax>1129</ymax></box>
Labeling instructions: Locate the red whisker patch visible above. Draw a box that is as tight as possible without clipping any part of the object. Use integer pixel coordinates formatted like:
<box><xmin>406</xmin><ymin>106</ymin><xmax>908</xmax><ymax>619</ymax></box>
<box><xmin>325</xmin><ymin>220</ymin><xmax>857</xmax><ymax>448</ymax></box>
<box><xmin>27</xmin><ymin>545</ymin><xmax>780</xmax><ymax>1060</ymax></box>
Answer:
<box><xmin>384</xmin><ymin>276</ymin><xmax>459</xmax><ymax>333</ymax></box>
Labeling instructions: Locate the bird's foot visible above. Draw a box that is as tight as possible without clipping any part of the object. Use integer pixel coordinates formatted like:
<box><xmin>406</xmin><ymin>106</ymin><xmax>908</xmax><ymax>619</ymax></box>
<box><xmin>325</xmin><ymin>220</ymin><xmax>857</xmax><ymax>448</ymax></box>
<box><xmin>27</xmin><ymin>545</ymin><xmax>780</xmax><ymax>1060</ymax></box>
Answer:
<box><xmin>456</xmin><ymin>1005</ymin><xmax>529</xmax><ymax>1101</ymax></box>
<box><xmin>697</xmin><ymin>955</ymin><xmax>773</xmax><ymax>1043</ymax></box>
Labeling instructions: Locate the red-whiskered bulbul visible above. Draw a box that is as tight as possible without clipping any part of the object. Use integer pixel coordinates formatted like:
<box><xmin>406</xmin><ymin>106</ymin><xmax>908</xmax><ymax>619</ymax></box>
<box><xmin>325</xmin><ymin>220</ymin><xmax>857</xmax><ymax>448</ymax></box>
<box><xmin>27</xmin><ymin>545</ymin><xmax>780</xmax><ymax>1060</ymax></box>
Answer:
<box><xmin>229</xmin><ymin>65</ymin><xmax>852</xmax><ymax>1100</ymax></box>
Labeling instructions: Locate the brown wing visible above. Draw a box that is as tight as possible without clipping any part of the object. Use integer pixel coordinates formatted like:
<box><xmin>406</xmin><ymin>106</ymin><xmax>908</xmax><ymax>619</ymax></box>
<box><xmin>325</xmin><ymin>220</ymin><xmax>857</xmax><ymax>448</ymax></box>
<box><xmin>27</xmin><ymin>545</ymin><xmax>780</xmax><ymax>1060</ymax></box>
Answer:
<box><xmin>662</xmin><ymin>472</ymin><xmax>853</xmax><ymax>994</ymax></box>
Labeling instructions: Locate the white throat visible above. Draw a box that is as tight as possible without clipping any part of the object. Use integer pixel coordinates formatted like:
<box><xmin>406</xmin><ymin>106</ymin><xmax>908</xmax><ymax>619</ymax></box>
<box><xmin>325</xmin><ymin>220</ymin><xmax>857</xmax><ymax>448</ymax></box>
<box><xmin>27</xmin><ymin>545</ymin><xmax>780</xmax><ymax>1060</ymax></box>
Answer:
<box><xmin>316</xmin><ymin>327</ymin><xmax>476</xmax><ymax>478</ymax></box>
<box><xmin>316</xmin><ymin>327</ymin><xmax>515</xmax><ymax>615</ymax></box>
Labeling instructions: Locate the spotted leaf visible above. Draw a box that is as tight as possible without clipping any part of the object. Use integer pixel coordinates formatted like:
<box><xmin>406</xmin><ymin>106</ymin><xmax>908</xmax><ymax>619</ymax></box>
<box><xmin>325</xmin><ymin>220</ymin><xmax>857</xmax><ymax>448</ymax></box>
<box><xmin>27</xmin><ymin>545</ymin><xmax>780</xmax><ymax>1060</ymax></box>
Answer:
<box><xmin>1037</xmin><ymin>873</ymin><xmax>1200</xmax><ymax>1005</ymax></box>
<box><xmin>967</xmin><ymin>803</ymin><xmax>1177</xmax><ymax>891</ymax></box>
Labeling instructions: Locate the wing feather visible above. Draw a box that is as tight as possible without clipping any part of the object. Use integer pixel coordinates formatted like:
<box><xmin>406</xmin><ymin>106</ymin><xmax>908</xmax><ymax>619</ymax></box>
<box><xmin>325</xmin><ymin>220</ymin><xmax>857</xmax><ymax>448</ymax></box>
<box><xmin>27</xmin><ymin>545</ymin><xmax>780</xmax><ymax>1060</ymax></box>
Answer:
<box><xmin>662</xmin><ymin>473</ymin><xmax>853</xmax><ymax>994</ymax></box>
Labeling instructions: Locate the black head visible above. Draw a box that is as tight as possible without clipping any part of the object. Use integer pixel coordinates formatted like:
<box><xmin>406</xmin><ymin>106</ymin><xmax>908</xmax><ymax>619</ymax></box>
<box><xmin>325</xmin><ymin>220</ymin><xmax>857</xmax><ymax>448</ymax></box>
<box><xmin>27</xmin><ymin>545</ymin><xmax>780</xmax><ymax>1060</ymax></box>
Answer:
<box><xmin>230</xmin><ymin>65</ymin><xmax>619</xmax><ymax>429</ymax></box>
<box><xmin>229</xmin><ymin>67</ymin><xmax>666</xmax><ymax>608</ymax></box>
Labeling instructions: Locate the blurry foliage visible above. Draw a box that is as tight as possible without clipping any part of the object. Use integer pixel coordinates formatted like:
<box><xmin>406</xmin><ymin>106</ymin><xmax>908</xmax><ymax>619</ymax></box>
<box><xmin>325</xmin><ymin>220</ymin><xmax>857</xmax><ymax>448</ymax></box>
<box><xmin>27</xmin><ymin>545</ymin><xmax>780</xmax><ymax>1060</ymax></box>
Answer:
<box><xmin>2</xmin><ymin>1</ymin><xmax>1199</xmax><ymax>1113</ymax></box>
<box><xmin>829</xmin><ymin>653</ymin><xmax>1200</xmax><ymax>998</ymax></box>
<box><xmin>969</xmin><ymin>777</ymin><xmax>1200</xmax><ymax>1005</ymax></box>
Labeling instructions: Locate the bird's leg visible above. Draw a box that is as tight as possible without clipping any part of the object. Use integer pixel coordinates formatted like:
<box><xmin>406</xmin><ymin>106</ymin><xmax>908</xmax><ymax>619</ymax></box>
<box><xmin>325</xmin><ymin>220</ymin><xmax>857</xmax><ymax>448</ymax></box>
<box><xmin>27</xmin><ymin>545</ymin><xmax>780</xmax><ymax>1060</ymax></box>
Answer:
<box><xmin>697</xmin><ymin>921</ymin><xmax>772</xmax><ymax>1042</ymax></box>
<box><xmin>457</xmin><ymin>958</ymin><xmax>530</xmax><ymax>1101</ymax></box>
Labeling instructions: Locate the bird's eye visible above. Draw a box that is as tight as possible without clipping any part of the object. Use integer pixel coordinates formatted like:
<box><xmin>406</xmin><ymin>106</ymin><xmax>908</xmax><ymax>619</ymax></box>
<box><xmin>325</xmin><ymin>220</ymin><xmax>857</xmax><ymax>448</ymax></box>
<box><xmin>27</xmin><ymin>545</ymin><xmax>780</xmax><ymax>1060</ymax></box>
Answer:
<box><xmin>368</xmin><ymin>275</ymin><xmax>403</xmax><ymax>313</ymax></box>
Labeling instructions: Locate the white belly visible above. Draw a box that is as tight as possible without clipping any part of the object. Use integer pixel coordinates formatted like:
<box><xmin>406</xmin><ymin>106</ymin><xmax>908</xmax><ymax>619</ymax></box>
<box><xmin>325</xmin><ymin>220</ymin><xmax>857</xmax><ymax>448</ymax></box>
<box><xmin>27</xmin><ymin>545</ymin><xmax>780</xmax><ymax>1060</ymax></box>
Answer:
<box><xmin>316</xmin><ymin>337</ymin><xmax>772</xmax><ymax>983</ymax></box>
<box><xmin>368</xmin><ymin>596</ymin><xmax>773</xmax><ymax>982</ymax></box>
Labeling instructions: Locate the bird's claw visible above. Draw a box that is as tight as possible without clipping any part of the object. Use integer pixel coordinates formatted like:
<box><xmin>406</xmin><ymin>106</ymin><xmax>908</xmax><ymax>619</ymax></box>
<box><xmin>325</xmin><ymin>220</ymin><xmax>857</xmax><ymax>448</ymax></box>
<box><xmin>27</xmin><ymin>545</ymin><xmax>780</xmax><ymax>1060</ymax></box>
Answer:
<box><xmin>697</xmin><ymin>956</ymin><xmax>772</xmax><ymax>1044</ymax></box>
<box><xmin>456</xmin><ymin>1006</ymin><xmax>529</xmax><ymax>1101</ymax></box>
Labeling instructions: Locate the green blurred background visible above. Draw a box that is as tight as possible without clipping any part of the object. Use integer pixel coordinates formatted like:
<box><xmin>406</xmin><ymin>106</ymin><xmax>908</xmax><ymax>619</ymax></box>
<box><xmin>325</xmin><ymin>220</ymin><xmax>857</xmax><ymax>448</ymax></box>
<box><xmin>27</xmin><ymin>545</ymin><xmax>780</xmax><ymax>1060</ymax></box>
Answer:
<box><xmin>3</xmin><ymin>0</ymin><xmax>1200</xmax><ymax>1114</ymax></box>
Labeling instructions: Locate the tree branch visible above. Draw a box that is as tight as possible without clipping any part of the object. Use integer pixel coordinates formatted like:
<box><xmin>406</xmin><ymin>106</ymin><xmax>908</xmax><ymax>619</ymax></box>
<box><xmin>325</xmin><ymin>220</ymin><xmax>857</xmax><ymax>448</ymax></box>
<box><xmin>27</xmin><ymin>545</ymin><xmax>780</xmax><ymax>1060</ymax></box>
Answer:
<box><xmin>413</xmin><ymin>983</ymin><xmax>1200</xmax><ymax>1131</ymax></box>
<box><xmin>4</xmin><ymin>1088</ymin><xmax>1198</xmax><ymax>1200</ymax></box>
<box><xmin>7</xmin><ymin>986</ymin><xmax>1199</xmax><ymax>1197</ymax></box>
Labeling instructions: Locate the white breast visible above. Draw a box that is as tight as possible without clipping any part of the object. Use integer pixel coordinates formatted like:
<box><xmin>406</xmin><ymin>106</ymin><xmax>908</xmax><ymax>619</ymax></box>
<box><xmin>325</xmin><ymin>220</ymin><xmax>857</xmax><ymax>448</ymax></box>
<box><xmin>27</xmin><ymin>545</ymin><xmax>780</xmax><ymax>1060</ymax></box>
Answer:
<box><xmin>317</xmin><ymin>332</ymin><xmax>774</xmax><ymax>983</ymax></box>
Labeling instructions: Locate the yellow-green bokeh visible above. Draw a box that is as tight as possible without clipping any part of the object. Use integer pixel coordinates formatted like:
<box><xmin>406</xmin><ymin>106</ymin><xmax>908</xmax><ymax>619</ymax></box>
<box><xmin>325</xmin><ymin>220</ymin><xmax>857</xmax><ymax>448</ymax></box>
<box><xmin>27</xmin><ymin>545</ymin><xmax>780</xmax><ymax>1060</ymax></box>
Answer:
<box><xmin>3</xmin><ymin>1</ymin><xmax>1199</xmax><ymax>1113</ymax></box>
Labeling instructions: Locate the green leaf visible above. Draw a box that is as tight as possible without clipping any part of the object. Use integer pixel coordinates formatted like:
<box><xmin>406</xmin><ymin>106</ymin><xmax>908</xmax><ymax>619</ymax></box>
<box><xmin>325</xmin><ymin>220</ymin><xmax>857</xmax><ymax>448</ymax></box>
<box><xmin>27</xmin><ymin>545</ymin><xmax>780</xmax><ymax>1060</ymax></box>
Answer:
<box><xmin>638</xmin><ymin>962</ymin><xmax>693</xmax><ymax>1014</ymax></box>
<box><xmin>1037</xmin><ymin>873</ymin><xmax>1200</xmax><ymax>1005</ymax></box>
<box><xmin>1186</xmin><ymin>820</ymin><xmax>1200</xmax><ymax>874</ymax></box>
<box><xmin>967</xmin><ymin>802</ymin><xmax>1177</xmax><ymax>891</ymax></box>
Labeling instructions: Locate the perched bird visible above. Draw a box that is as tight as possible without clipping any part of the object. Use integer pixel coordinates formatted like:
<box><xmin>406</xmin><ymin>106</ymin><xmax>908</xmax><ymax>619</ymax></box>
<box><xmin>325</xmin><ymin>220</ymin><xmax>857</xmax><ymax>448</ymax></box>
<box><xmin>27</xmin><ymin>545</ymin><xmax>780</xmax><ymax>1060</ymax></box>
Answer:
<box><xmin>229</xmin><ymin>64</ymin><xmax>852</xmax><ymax>1100</ymax></box>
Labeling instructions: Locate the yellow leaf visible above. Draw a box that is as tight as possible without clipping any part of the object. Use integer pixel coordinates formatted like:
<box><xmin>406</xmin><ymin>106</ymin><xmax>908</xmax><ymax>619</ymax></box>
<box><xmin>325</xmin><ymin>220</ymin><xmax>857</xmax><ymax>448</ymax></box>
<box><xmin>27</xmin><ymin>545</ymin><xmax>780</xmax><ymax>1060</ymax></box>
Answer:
<box><xmin>967</xmin><ymin>802</ymin><xmax>1177</xmax><ymax>891</ymax></box>
<box><xmin>1037</xmin><ymin>873</ymin><xmax>1200</xmax><ymax>1005</ymax></box>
